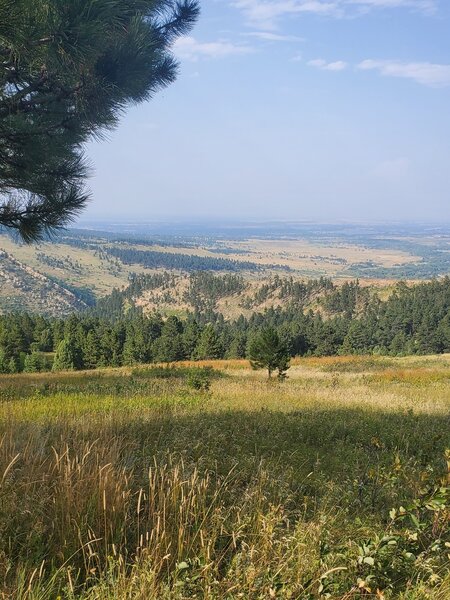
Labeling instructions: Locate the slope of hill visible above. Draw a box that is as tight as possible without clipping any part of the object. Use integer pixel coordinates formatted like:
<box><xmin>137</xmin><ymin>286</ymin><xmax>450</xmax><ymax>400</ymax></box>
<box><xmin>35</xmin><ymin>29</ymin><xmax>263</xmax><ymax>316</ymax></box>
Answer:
<box><xmin>1</xmin><ymin>223</ymin><xmax>450</xmax><ymax>317</ymax></box>
<box><xmin>92</xmin><ymin>271</ymin><xmax>380</xmax><ymax>321</ymax></box>
<box><xmin>0</xmin><ymin>250</ymin><xmax>87</xmax><ymax>316</ymax></box>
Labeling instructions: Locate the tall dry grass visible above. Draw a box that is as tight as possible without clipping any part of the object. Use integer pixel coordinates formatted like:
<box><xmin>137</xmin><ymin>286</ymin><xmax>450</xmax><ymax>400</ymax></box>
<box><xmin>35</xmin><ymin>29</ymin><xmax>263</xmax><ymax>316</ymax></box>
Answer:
<box><xmin>0</xmin><ymin>355</ymin><xmax>449</xmax><ymax>598</ymax></box>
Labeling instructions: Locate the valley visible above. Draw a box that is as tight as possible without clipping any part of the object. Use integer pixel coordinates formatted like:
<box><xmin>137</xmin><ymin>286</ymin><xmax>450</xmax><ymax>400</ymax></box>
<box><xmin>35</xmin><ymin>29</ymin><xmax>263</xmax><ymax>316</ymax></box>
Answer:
<box><xmin>1</xmin><ymin>222</ymin><xmax>449</xmax><ymax>317</ymax></box>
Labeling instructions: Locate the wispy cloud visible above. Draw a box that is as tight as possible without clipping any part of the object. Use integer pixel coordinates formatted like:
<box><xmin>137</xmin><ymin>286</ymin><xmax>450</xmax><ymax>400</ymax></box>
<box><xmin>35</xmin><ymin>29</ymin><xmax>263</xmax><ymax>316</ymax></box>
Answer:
<box><xmin>347</xmin><ymin>0</ymin><xmax>435</xmax><ymax>13</ymax></box>
<box><xmin>358</xmin><ymin>59</ymin><xmax>450</xmax><ymax>87</ymax></box>
<box><xmin>246</xmin><ymin>31</ymin><xmax>305</xmax><ymax>41</ymax></box>
<box><xmin>173</xmin><ymin>36</ymin><xmax>254</xmax><ymax>61</ymax></box>
<box><xmin>232</xmin><ymin>1</ymin><xmax>338</xmax><ymax>30</ymax></box>
<box><xmin>308</xmin><ymin>58</ymin><xmax>348</xmax><ymax>71</ymax></box>
<box><xmin>231</xmin><ymin>0</ymin><xmax>436</xmax><ymax>29</ymax></box>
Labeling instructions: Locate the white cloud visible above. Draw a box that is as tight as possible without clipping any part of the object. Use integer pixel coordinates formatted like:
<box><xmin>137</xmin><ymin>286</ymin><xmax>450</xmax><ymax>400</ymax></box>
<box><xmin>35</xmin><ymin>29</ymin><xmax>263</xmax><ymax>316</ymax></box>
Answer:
<box><xmin>231</xmin><ymin>0</ymin><xmax>436</xmax><ymax>29</ymax></box>
<box><xmin>246</xmin><ymin>31</ymin><xmax>305</xmax><ymax>41</ymax></box>
<box><xmin>346</xmin><ymin>0</ymin><xmax>435</xmax><ymax>13</ymax></box>
<box><xmin>358</xmin><ymin>59</ymin><xmax>450</xmax><ymax>87</ymax></box>
<box><xmin>232</xmin><ymin>1</ymin><xmax>338</xmax><ymax>29</ymax></box>
<box><xmin>173</xmin><ymin>36</ymin><xmax>254</xmax><ymax>61</ymax></box>
<box><xmin>308</xmin><ymin>58</ymin><xmax>348</xmax><ymax>71</ymax></box>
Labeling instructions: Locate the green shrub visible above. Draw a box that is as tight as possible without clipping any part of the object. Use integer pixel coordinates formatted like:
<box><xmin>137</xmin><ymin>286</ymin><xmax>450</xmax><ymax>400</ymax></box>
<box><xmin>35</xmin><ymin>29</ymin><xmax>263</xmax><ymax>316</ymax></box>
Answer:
<box><xmin>186</xmin><ymin>368</ymin><xmax>212</xmax><ymax>391</ymax></box>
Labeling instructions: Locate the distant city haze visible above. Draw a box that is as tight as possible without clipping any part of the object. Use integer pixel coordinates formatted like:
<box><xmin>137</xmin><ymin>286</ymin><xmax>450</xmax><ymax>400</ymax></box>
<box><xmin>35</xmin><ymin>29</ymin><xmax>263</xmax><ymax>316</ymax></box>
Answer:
<box><xmin>83</xmin><ymin>0</ymin><xmax>450</xmax><ymax>224</ymax></box>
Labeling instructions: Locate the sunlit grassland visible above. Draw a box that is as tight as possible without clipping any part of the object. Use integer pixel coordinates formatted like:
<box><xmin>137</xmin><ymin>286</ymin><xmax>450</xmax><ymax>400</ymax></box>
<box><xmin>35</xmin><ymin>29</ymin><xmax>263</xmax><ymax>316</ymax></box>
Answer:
<box><xmin>0</xmin><ymin>356</ymin><xmax>449</xmax><ymax>599</ymax></box>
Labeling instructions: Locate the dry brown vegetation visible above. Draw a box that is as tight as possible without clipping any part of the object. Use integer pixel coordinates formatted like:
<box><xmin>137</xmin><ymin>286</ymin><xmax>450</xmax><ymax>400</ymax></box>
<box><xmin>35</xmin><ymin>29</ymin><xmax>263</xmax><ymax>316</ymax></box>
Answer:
<box><xmin>0</xmin><ymin>356</ymin><xmax>449</xmax><ymax>598</ymax></box>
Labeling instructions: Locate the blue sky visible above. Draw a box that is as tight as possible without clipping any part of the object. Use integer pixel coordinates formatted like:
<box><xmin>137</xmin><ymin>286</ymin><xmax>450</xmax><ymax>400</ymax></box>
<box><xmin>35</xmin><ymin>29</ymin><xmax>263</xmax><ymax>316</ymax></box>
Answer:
<box><xmin>83</xmin><ymin>0</ymin><xmax>450</xmax><ymax>224</ymax></box>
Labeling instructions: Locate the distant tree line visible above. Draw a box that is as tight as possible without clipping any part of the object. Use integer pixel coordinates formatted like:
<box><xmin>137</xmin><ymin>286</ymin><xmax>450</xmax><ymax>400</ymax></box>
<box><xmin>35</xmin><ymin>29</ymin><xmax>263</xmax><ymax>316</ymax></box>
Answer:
<box><xmin>105</xmin><ymin>247</ymin><xmax>262</xmax><ymax>272</ymax></box>
<box><xmin>241</xmin><ymin>275</ymin><xmax>336</xmax><ymax>309</ymax></box>
<box><xmin>182</xmin><ymin>272</ymin><xmax>246</xmax><ymax>312</ymax></box>
<box><xmin>2</xmin><ymin>277</ymin><xmax>450</xmax><ymax>373</ymax></box>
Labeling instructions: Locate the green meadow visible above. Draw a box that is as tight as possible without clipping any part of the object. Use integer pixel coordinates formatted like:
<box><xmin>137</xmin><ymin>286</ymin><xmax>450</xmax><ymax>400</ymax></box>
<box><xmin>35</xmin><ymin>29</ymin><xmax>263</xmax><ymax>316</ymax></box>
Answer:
<box><xmin>0</xmin><ymin>356</ymin><xmax>449</xmax><ymax>599</ymax></box>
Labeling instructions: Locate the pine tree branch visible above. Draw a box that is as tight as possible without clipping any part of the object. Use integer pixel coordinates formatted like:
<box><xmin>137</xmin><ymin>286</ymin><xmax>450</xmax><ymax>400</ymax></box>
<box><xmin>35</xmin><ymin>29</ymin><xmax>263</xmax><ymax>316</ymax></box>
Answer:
<box><xmin>0</xmin><ymin>0</ymin><xmax>199</xmax><ymax>241</ymax></box>
<box><xmin>0</xmin><ymin>75</ymin><xmax>49</xmax><ymax>113</ymax></box>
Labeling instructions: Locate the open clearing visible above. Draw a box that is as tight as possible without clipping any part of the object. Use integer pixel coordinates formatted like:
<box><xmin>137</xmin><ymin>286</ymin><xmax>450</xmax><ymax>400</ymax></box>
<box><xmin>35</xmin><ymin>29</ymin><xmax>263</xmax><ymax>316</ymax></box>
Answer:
<box><xmin>0</xmin><ymin>355</ymin><xmax>449</xmax><ymax>598</ymax></box>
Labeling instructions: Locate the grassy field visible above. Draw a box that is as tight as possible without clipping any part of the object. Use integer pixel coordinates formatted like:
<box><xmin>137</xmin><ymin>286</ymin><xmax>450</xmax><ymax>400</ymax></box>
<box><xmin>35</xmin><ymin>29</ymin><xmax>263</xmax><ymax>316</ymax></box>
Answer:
<box><xmin>0</xmin><ymin>356</ymin><xmax>449</xmax><ymax>599</ymax></box>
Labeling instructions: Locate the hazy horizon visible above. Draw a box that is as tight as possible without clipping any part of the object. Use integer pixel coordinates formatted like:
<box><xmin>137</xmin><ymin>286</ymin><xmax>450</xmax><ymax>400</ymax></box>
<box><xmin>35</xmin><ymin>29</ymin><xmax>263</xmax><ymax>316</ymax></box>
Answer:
<box><xmin>73</xmin><ymin>216</ymin><xmax>450</xmax><ymax>237</ymax></box>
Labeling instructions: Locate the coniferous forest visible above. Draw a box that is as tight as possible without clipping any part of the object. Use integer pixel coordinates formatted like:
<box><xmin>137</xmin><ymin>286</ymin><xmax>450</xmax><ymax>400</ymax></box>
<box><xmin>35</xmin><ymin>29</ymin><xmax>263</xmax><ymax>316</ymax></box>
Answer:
<box><xmin>2</xmin><ymin>276</ymin><xmax>450</xmax><ymax>373</ymax></box>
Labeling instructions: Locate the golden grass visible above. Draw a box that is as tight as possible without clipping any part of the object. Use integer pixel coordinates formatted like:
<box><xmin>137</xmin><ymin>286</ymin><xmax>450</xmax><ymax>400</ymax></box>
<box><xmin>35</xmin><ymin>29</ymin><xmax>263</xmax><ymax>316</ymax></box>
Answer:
<box><xmin>0</xmin><ymin>355</ymin><xmax>449</xmax><ymax>598</ymax></box>
<box><xmin>369</xmin><ymin>368</ymin><xmax>450</xmax><ymax>385</ymax></box>
<box><xmin>172</xmin><ymin>358</ymin><xmax>250</xmax><ymax>370</ymax></box>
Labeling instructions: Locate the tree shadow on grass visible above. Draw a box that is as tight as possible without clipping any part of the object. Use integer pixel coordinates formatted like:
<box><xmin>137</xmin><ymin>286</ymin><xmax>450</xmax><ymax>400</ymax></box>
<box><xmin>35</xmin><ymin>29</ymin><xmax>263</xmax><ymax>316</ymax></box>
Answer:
<box><xmin>2</xmin><ymin>405</ymin><xmax>449</xmax><ymax>595</ymax></box>
<box><xmin>9</xmin><ymin>404</ymin><xmax>448</xmax><ymax>514</ymax></box>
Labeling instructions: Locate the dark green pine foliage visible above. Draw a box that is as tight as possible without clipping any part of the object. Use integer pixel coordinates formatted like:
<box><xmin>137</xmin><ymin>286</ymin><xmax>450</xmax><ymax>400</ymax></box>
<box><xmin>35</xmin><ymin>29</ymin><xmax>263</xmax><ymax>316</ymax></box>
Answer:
<box><xmin>0</xmin><ymin>0</ymin><xmax>199</xmax><ymax>241</ymax></box>
<box><xmin>152</xmin><ymin>316</ymin><xmax>185</xmax><ymax>363</ymax></box>
<box><xmin>226</xmin><ymin>333</ymin><xmax>247</xmax><ymax>359</ymax></box>
<box><xmin>82</xmin><ymin>330</ymin><xmax>101</xmax><ymax>370</ymax></box>
<box><xmin>98</xmin><ymin>323</ymin><xmax>126</xmax><ymax>367</ymax></box>
<box><xmin>341</xmin><ymin>320</ymin><xmax>372</xmax><ymax>354</ymax></box>
<box><xmin>23</xmin><ymin>351</ymin><xmax>50</xmax><ymax>373</ymax></box>
<box><xmin>195</xmin><ymin>324</ymin><xmax>222</xmax><ymax>360</ymax></box>
<box><xmin>0</xmin><ymin>347</ymin><xmax>8</xmax><ymax>373</ymax></box>
<box><xmin>52</xmin><ymin>337</ymin><xmax>82</xmax><ymax>371</ymax></box>
<box><xmin>389</xmin><ymin>331</ymin><xmax>410</xmax><ymax>356</ymax></box>
<box><xmin>182</xmin><ymin>321</ymin><xmax>201</xmax><ymax>359</ymax></box>
<box><xmin>3</xmin><ymin>277</ymin><xmax>450</xmax><ymax>373</ymax></box>
<box><xmin>7</xmin><ymin>356</ymin><xmax>18</xmax><ymax>374</ymax></box>
<box><xmin>248</xmin><ymin>327</ymin><xmax>290</xmax><ymax>380</ymax></box>
<box><xmin>122</xmin><ymin>322</ymin><xmax>150</xmax><ymax>366</ymax></box>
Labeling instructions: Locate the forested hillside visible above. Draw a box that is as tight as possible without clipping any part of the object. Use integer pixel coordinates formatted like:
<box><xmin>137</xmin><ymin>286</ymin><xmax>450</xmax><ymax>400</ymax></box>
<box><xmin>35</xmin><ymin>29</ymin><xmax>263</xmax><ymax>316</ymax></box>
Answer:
<box><xmin>92</xmin><ymin>272</ymin><xmax>347</xmax><ymax>319</ymax></box>
<box><xmin>2</xmin><ymin>277</ymin><xmax>450</xmax><ymax>373</ymax></box>
<box><xmin>2</xmin><ymin>223</ymin><xmax>450</xmax><ymax>317</ymax></box>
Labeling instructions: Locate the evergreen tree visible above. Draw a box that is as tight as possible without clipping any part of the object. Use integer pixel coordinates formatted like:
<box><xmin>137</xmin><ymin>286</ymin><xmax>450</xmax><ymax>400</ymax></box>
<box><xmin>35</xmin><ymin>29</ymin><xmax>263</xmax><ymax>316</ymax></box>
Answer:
<box><xmin>98</xmin><ymin>324</ymin><xmax>125</xmax><ymax>367</ymax></box>
<box><xmin>122</xmin><ymin>331</ymin><xmax>148</xmax><ymax>365</ymax></box>
<box><xmin>389</xmin><ymin>331</ymin><xmax>409</xmax><ymax>356</ymax></box>
<box><xmin>7</xmin><ymin>356</ymin><xmax>18</xmax><ymax>374</ymax></box>
<box><xmin>82</xmin><ymin>330</ymin><xmax>101</xmax><ymax>370</ymax></box>
<box><xmin>195</xmin><ymin>324</ymin><xmax>222</xmax><ymax>360</ymax></box>
<box><xmin>0</xmin><ymin>322</ymin><xmax>26</xmax><ymax>358</ymax></box>
<box><xmin>0</xmin><ymin>347</ymin><xmax>8</xmax><ymax>374</ymax></box>
<box><xmin>34</xmin><ymin>327</ymin><xmax>53</xmax><ymax>353</ymax></box>
<box><xmin>341</xmin><ymin>320</ymin><xmax>371</xmax><ymax>354</ymax></box>
<box><xmin>23</xmin><ymin>351</ymin><xmax>48</xmax><ymax>373</ymax></box>
<box><xmin>152</xmin><ymin>316</ymin><xmax>185</xmax><ymax>362</ymax></box>
<box><xmin>182</xmin><ymin>321</ymin><xmax>200</xmax><ymax>359</ymax></box>
<box><xmin>226</xmin><ymin>333</ymin><xmax>247</xmax><ymax>359</ymax></box>
<box><xmin>0</xmin><ymin>0</ymin><xmax>199</xmax><ymax>240</ymax></box>
<box><xmin>52</xmin><ymin>338</ymin><xmax>82</xmax><ymax>371</ymax></box>
<box><xmin>248</xmin><ymin>327</ymin><xmax>290</xmax><ymax>380</ymax></box>
<box><xmin>313</xmin><ymin>320</ymin><xmax>342</xmax><ymax>356</ymax></box>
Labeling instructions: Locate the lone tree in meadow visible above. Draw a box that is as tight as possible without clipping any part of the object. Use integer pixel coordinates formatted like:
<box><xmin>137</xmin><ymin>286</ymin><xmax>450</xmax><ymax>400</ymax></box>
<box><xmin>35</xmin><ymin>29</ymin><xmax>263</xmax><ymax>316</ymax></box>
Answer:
<box><xmin>248</xmin><ymin>327</ymin><xmax>290</xmax><ymax>380</ymax></box>
<box><xmin>0</xmin><ymin>0</ymin><xmax>199</xmax><ymax>241</ymax></box>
